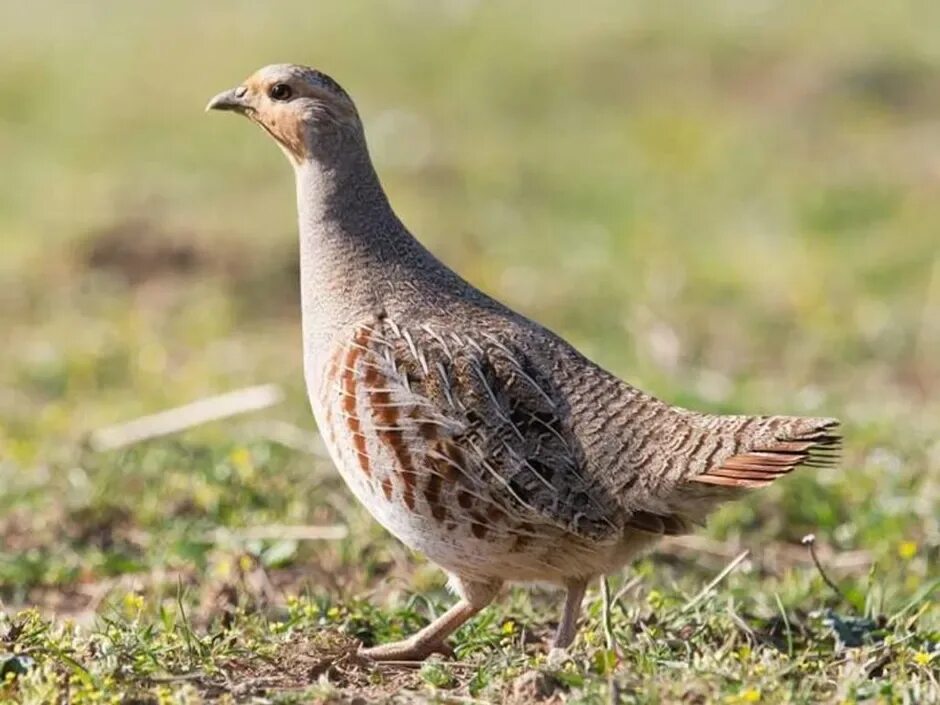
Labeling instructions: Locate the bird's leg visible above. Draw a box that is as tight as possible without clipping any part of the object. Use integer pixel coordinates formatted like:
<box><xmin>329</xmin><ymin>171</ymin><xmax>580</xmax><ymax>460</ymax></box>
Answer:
<box><xmin>552</xmin><ymin>578</ymin><xmax>588</xmax><ymax>650</ymax></box>
<box><xmin>360</xmin><ymin>600</ymin><xmax>475</xmax><ymax>661</ymax></box>
<box><xmin>360</xmin><ymin>577</ymin><xmax>500</xmax><ymax>662</ymax></box>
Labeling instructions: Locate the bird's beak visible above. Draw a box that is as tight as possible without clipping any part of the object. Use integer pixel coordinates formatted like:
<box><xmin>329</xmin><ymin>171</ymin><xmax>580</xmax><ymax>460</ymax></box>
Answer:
<box><xmin>205</xmin><ymin>87</ymin><xmax>248</xmax><ymax>113</ymax></box>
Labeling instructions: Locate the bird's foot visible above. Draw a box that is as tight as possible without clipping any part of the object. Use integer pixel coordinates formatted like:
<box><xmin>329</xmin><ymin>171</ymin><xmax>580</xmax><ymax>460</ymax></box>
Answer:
<box><xmin>360</xmin><ymin>637</ymin><xmax>454</xmax><ymax>662</ymax></box>
<box><xmin>546</xmin><ymin>647</ymin><xmax>573</xmax><ymax>670</ymax></box>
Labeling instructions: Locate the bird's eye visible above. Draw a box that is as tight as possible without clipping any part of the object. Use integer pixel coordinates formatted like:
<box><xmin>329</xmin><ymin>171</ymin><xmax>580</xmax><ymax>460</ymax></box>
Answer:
<box><xmin>269</xmin><ymin>83</ymin><xmax>293</xmax><ymax>101</ymax></box>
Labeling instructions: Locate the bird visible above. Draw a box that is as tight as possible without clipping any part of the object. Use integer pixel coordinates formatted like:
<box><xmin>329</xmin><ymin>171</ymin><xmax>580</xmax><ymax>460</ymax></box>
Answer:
<box><xmin>207</xmin><ymin>64</ymin><xmax>840</xmax><ymax>662</ymax></box>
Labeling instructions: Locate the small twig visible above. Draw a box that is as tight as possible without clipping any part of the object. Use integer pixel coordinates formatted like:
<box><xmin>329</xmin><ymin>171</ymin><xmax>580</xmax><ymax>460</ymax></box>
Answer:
<box><xmin>801</xmin><ymin>534</ymin><xmax>850</xmax><ymax>605</ymax></box>
<box><xmin>600</xmin><ymin>577</ymin><xmax>616</xmax><ymax>654</ymax></box>
<box><xmin>204</xmin><ymin>524</ymin><xmax>348</xmax><ymax>543</ymax></box>
<box><xmin>148</xmin><ymin>673</ymin><xmax>205</xmax><ymax>684</ymax></box>
<box><xmin>664</xmin><ymin>534</ymin><xmax>871</xmax><ymax>571</ymax></box>
<box><xmin>612</xmin><ymin>574</ymin><xmax>643</xmax><ymax>604</ymax></box>
<box><xmin>434</xmin><ymin>695</ymin><xmax>501</xmax><ymax>705</ymax></box>
<box><xmin>726</xmin><ymin>605</ymin><xmax>757</xmax><ymax>642</ymax></box>
<box><xmin>680</xmin><ymin>550</ymin><xmax>750</xmax><ymax>613</ymax></box>
<box><xmin>773</xmin><ymin>592</ymin><xmax>794</xmax><ymax>658</ymax></box>
<box><xmin>369</xmin><ymin>660</ymin><xmax>426</xmax><ymax>669</ymax></box>
<box><xmin>243</xmin><ymin>419</ymin><xmax>329</xmax><ymax>458</ymax></box>
<box><xmin>89</xmin><ymin>384</ymin><xmax>284</xmax><ymax>451</ymax></box>
<box><xmin>176</xmin><ymin>578</ymin><xmax>198</xmax><ymax>666</ymax></box>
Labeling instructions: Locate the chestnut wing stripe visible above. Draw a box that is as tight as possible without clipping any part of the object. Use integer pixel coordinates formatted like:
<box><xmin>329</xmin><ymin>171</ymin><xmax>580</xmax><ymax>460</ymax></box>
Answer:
<box><xmin>340</xmin><ymin>327</ymin><xmax>373</xmax><ymax>478</ymax></box>
<box><xmin>363</xmin><ymin>350</ymin><xmax>420</xmax><ymax>510</ymax></box>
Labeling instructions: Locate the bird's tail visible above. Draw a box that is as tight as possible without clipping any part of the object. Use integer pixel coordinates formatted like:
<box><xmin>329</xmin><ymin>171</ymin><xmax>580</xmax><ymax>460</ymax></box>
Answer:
<box><xmin>689</xmin><ymin>414</ymin><xmax>841</xmax><ymax>490</ymax></box>
<box><xmin>622</xmin><ymin>412</ymin><xmax>841</xmax><ymax>536</ymax></box>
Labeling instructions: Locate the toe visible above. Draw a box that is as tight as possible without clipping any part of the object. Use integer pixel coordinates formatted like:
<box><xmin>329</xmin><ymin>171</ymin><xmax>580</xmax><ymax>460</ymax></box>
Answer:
<box><xmin>360</xmin><ymin>638</ymin><xmax>453</xmax><ymax>662</ymax></box>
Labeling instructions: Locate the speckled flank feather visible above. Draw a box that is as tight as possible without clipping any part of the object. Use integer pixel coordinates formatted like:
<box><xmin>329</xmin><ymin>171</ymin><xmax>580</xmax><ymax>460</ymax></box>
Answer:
<box><xmin>210</xmin><ymin>63</ymin><xmax>842</xmax><ymax>659</ymax></box>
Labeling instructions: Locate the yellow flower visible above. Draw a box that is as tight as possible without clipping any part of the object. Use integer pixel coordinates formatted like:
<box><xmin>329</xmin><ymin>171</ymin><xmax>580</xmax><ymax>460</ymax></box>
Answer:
<box><xmin>122</xmin><ymin>592</ymin><xmax>144</xmax><ymax>614</ymax></box>
<box><xmin>913</xmin><ymin>651</ymin><xmax>933</xmax><ymax>667</ymax></box>
<box><xmin>897</xmin><ymin>541</ymin><xmax>917</xmax><ymax>560</ymax></box>
<box><xmin>229</xmin><ymin>447</ymin><xmax>254</xmax><ymax>480</ymax></box>
<box><xmin>501</xmin><ymin>619</ymin><xmax>517</xmax><ymax>636</ymax></box>
<box><xmin>725</xmin><ymin>688</ymin><xmax>761</xmax><ymax>704</ymax></box>
<box><xmin>646</xmin><ymin>589</ymin><xmax>664</xmax><ymax>608</ymax></box>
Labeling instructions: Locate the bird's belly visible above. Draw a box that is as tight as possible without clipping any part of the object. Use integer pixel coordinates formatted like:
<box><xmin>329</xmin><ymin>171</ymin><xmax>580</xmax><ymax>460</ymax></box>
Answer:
<box><xmin>314</xmin><ymin>393</ymin><xmax>641</xmax><ymax>582</ymax></box>
<box><xmin>306</xmin><ymin>333</ymin><xmax>502</xmax><ymax>568</ymax></box>
<box><xmin>311</xmin><ymin>397</ymin><xmax>505</xmax><ymax>567</ymax></box>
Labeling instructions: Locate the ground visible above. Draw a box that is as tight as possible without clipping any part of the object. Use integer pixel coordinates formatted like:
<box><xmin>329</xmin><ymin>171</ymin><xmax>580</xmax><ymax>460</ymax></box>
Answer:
<box><xmin>0</xmin><ymin>2</ymin><xmax>938</xmax><ymax>703</ymax></box>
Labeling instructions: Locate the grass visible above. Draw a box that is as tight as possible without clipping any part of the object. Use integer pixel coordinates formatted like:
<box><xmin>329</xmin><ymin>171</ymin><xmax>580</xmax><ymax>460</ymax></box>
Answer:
<box><xmin>1</xmin><ymin>1</ymin><xmax>938</xmax><ymax>702</ymax></box>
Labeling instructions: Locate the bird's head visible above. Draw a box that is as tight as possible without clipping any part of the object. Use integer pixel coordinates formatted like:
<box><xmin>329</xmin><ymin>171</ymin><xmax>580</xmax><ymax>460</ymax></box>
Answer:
<box><xmin>207</xmin><ymin>64</ymin><xmax>360</xmax><ymax>165</ymax></box>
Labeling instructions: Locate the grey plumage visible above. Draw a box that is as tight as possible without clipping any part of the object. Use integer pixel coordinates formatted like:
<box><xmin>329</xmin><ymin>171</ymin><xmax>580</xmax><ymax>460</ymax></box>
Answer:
<box><xmin>208</xmin><ymin>64</ymin><xmax>840</xmax><ymax>661</ymax></box>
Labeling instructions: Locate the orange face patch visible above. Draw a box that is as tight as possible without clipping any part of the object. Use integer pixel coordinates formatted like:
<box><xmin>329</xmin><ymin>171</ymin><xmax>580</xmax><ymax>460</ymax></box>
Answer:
<box><xmin>238</xmin><ymin>70</ymin><xmax>358</xmax><ymax>164</ymax></box>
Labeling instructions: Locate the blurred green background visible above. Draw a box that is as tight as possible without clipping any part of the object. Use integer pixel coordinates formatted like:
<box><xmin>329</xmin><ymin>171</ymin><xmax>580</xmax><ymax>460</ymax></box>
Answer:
<box><xmin>0</xmin><ymin>1</ymin><xmax>937</xmax><ymax>702</ymax></box>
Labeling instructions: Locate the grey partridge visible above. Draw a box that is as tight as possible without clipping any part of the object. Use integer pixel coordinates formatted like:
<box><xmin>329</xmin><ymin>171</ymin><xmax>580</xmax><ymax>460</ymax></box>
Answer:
<box><xmin>207</xmin><ymin>64</ymin><xmax>840</xmax><ymax>662</ymax></box>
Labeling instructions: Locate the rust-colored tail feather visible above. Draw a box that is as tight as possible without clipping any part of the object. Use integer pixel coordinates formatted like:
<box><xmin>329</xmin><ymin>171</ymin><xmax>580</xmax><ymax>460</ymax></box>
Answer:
<box><xmin>693</xmin><ymin>418</ymin><xmax>840</xmax><ymax>490</ymax></box>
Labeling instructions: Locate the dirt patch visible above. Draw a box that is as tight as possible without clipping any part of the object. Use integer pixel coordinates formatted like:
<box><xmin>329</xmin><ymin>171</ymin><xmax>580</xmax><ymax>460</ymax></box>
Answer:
<box><xmin>79</xmin><ymin>216</ymin><xmax>300</xmax><ymax>315</ymax></box>
<box><xmin>204</xmin><ymin>630</ymin><xmax>421</xmax><ymax>702</ymax></box>
<box><xmin>83</xmin><ymin>219</ymin><xmax>213</xmax><ymax>285</ymax></box>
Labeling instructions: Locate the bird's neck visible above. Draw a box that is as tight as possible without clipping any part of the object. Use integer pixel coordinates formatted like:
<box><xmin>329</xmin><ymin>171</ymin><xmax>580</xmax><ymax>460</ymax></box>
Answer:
<box><xmin>294</xmin><ymin>135</ymin><xmax>393</xmax><ymax>237</ymax></box>
<box><xmin>292</xmin><ymin>134</ymin><xmax>433</xmax><ymax>353</ymax></box>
